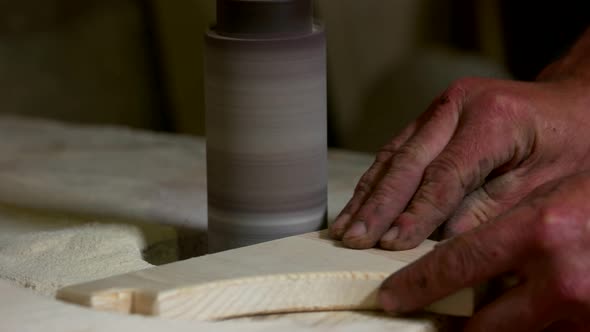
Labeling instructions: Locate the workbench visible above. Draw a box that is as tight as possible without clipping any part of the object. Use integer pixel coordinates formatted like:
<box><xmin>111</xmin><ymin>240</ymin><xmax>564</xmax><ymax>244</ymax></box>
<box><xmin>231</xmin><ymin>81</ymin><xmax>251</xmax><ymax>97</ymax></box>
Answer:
<box><xmin>0</xmin><ymin>116</ymin><xmax>458</xmax><ymax>331</ymax></box>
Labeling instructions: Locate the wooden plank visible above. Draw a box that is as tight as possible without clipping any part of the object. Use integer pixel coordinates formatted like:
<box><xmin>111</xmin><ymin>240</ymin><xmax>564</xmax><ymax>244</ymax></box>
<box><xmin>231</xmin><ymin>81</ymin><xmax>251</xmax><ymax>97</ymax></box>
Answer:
<box><xmin>0</xmin><ymin>279</ymin><xmax>455</xmax><ymax>332</ymax></box>
<box><xmin>57</xmin><ymin>230</ymin><xmax>474</xmax><ymax>321</ymax></box>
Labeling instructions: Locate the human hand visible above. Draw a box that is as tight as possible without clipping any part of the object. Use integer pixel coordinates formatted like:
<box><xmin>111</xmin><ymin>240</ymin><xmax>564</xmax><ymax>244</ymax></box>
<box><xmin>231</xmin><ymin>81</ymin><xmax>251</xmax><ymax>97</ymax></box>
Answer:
<box><xmin>329</xmin><ymin>76</ymin><xmax>590</xmax><ymax>250</ymax></box>
<box><xmin>378</xmin><ymin>171</ymin><xmax>590</xmax><ymax>331</ymax></box>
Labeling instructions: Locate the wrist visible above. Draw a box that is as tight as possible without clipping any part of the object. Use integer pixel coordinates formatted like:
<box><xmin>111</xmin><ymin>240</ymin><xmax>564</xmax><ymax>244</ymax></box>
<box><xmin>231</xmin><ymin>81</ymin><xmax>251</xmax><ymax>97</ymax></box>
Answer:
<box><xmin>536</xmin><ymin>62</ymin><xmax>590</xmax><ymax>86</ymax></box>
<box><xmin>536</xmin><ymin>27</ymin><xmax>590</xmax><ymax>85</ymax></box>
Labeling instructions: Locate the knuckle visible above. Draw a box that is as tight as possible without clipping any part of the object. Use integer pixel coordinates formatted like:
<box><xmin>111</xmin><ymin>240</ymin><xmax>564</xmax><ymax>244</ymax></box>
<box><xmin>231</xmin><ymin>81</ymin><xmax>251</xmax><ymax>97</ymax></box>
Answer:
<box><xmin>409</xmin><ymin>186</ymin><xmax>448</xmax><ymax>219</ymax></box>
<box><xmin>380</xmin><ymin>134</ymin><xmax>408</xmax><ymax>155</ymax></box>
<box><xmin>371</xmin><ymin>169</ymin><xmax>414</xmax><ymax>204</ymax></box>
<box><xmin>369</xmin><ymin>185</ymin><xmax>398</xmax><ymax>205</ymax></box>
<box><xmin>353</xmin><ymin>162</ymin><xmax>387</xmax><ymax>196</ymax></box>
<box><xmin>354</xmin><ymin>178</ymin><xmax>373</xmax><ymax>196</ymax></box>
<box><xmin>395</xmin><ymin>143</ymin><xmax>428</xmax><ymax>165</ymax></box>
<box><xmin>424</xmin><ymin>157</ymin><xmax>464</xmax><ymax>187</ymax></box>
<box><xmin>375</xmin><ymin>148</ymin><xmax>394</xmax><ymax>163</ymax></box>
<box><xmin>463</xmin><ymin>187</ymin><xmax>496</xmax><ymax>221</ymax></box>
<box><xmin>424</xmin><ymin>157</ymin><xmax>461</xmax><ymax>180</ymax></box>
<box><xmin>478</xmin><ymin>89</ymin><xmax>513</xmax><ymax>109</ymax></box>
<box><xmin>446</xmin><ymin>77</ymin><xmax>474</xmax><ymax>97</ymax></box>
<box><xmin>428</xmin><ymin>98</ymin><xmax>459</xmax><ymax>123</ymax></box>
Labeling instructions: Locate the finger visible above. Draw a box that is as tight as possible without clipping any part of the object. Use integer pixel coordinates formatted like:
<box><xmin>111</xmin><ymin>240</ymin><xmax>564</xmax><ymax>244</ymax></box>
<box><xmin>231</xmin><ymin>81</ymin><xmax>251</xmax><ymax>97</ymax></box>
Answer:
<box><xmin>330</xmin><ymin>95</ymin><xmax>447</xmax><ymax>239</ymax></box>
<box><xmin>341</xmin><ymin>88</ymin><xmax>464</xmax><ymax>249</ymax></box>
<box><xmin>443</xmin><ymin>167</ymin><xmax>563</xmax><ymax>239</ymax></box>
<box><xmin>442</xmin><ymin>172</ymin><xmax>524</xmax><ymax>238</ymax></box>
<box><xmin>380</xmin><ymin>106</ymin><xmax>533</xmax><ymax>250</ymax></box>
<box><xmin>464</xmin><ymin>285</ymin><xmax>555</xmax><ymax>332</ymax></box>
<box><xmin>329</xmin><ymin>121</ymin><xmax>417</xmax><ymax>239</ymax></box>
<box><xmin>378</xmin><ymin>204</ymin><xmax>535</xmax><ymax>314</ymax></box>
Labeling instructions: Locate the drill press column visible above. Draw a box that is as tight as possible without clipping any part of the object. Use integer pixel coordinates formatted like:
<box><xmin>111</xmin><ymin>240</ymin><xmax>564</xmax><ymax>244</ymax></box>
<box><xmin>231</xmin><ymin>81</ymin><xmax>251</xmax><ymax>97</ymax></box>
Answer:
<box><xmin>205</xmin><ymin>0</ymin><xmax>327</xmax><ymax>253</ymax></box>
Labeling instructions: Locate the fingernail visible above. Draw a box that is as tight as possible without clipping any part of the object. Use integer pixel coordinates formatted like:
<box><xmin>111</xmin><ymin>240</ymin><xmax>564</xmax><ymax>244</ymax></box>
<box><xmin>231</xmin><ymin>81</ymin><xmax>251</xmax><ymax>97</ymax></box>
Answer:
<box><xmin>378</xmin><ymin>288</ymin><xmax>399</xmax><ymax>314</ymax></box>
<box><xmin>330</xmin><ymin>214</ymin><xmax>351</xmax><ymax>238</ymax></box>
<box><xmin>381</xmin><ymin>226</ymin><xmax>400</xmax><ymax>244</ymax></box>
<box><xmin>343</xmin><ymin>221</ymin><xmax>367</xmax><ymax>239</ymax></box>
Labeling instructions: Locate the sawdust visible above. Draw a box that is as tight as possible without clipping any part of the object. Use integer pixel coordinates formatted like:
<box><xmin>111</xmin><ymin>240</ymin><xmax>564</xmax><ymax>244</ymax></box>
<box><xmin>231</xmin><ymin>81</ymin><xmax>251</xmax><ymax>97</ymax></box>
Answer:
<box><xmin>0</xmin><ymin>200</ymin><xmax>179</xmax><ymax>297</ymax></box>
<box><xmin>0</xmin><ymin>221</ymin><xmax>157</xmax><ymax>296</ymax></box>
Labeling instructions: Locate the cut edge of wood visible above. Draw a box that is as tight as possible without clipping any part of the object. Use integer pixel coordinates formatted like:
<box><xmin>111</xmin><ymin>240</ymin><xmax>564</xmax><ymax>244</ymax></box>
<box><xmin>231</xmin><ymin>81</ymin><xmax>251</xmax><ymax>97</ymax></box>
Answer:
<box><xmin>57</xmin><ymin>271</ymin><xmax>474</xmax><ymax>321</ymax></box>
<box><xmin>57</xmin><ymin>288</ymin><xmax>135</xmax><ymax>314</ymax></box>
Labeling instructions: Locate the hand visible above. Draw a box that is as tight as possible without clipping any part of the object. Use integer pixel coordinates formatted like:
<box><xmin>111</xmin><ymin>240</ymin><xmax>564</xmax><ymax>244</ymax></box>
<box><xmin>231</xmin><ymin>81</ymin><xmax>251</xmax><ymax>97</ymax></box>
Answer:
<box><xmin>378</xmin><ymin>172</ymin><xmax>590</xmax><ymax>332</ymax></box>
<box><xmin>329</xmin><ymin>76</ymin><xmax>590</xmax><ymax>250</ymax></box>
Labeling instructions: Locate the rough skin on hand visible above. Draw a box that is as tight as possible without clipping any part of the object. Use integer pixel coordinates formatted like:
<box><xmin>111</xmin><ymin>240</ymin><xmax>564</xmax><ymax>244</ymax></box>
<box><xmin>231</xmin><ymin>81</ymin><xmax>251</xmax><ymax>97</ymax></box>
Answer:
<box><xmin>379</xmin><ymin>172</ymin><xmax>590</xmax><ymax>331</ymax></box>
<box><xmin>330</xmin><ymin>28</ymin><xmax>590</xmax><ymax>251</ymax></box>
<box><xmin>333</xmin><ymin>27</ymin><xmax>590</xmax><ymax>331</ymax></box>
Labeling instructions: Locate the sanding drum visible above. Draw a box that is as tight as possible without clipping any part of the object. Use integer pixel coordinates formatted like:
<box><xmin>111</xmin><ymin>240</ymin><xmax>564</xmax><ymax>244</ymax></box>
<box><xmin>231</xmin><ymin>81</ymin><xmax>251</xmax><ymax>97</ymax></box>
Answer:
<box><xmin>205</xmin><ymin>0</ymin><xmax>327</xmax><ymax>253</ymax></box>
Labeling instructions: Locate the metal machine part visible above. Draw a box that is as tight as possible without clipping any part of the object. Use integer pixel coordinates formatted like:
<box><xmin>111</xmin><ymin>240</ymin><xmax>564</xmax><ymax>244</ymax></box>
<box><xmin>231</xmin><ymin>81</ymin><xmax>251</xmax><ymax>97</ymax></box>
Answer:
<box><xmin>216</xmin><ymin>0</ymin><xmax>313</xmax><ymax>38</ymax></box>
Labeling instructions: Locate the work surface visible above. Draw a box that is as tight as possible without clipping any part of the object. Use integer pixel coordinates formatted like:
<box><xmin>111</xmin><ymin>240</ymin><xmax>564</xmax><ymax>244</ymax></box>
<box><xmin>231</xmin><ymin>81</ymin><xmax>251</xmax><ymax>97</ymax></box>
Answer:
<box><xmin>0</xmin><ymin>116</ymin><xmax>460</xmax><ymax>331</ymax></box>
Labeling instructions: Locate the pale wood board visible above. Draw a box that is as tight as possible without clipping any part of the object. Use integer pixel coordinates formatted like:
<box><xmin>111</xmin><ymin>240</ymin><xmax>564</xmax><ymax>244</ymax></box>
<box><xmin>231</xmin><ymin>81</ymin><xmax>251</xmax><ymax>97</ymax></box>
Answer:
<box><xmin>3</xmin><ymin>280</ymin><xmax>459</xmax><ymax>332</ymax></box>
<box><xmin>58</xmin><ymin>230</ymin><xmax>474</xmax><ymax>321</ymax></box>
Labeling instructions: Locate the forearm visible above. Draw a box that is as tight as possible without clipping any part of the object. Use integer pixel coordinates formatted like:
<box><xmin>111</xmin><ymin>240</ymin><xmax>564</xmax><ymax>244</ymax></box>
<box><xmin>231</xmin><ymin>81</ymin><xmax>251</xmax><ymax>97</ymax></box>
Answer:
<box><xmin>537</xmin><ymin>27</ymin><xmax>590</xmax><ymax>83</ymax></box>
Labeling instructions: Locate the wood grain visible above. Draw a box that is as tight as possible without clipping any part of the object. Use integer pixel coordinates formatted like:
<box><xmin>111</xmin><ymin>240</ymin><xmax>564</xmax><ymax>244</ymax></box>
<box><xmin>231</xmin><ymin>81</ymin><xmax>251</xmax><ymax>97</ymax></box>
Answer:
<box><xmin>1</xmin><ymin>279</ymin><xmax>456</xmax><ymax>332</ymax></box>
<box><xmin>57</xmin><ymin>231</ymin><xmax>474</xmax><ymax>321</ymax></box>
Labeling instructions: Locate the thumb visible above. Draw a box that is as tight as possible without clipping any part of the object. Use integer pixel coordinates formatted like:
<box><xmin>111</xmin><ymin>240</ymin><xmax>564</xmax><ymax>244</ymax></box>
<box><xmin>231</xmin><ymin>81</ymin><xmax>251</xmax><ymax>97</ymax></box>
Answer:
<box><xmin>378</xmin><ymin>205</ymin><xmax>534</xmax><ymax>314</ymax></box>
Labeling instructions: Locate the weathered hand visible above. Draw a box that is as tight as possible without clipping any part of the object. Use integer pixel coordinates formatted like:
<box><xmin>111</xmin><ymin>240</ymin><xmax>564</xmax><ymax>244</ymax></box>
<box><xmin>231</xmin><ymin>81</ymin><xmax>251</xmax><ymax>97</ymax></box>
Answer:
<box><xmin>378</xmin><ymin>172</ymin><xmax>590</xmax><ymax>332</ymax></box>
<box><xmin>330</xmin><ymin>77</ymin><xmax>590</xmax><ymax>250</ymax></box>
